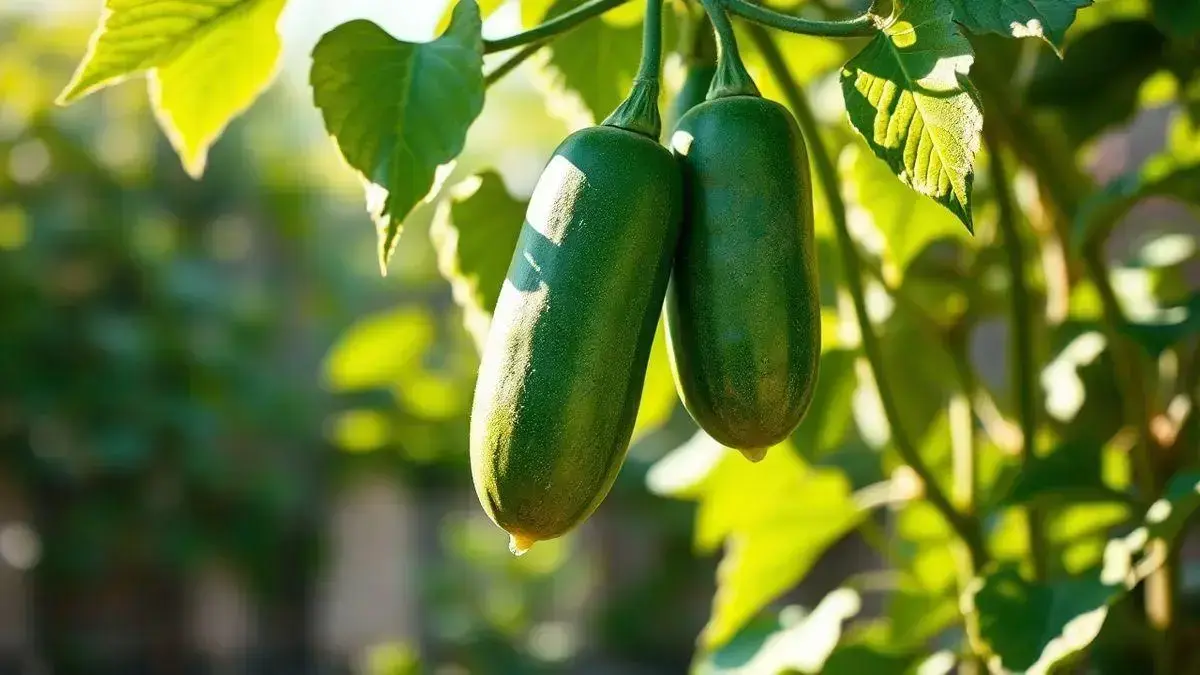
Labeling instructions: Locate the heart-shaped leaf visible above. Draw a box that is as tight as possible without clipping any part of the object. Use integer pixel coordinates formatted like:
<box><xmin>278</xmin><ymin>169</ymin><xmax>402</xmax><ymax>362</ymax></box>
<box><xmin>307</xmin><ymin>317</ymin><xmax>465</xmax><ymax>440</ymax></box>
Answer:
<box><xmin>841</xmin><ymin>0</ymin><xmax>982</xmax><ymax>230</ymax></box>
<box><xmin>58</xmin><ymin>0</ymin><xmax>288</xmax><ymax>176</ymax></box>
<box><xmin>311</xmin><ymin>1</ymin><xmax>485</xmax><ymax>273</ymax></box>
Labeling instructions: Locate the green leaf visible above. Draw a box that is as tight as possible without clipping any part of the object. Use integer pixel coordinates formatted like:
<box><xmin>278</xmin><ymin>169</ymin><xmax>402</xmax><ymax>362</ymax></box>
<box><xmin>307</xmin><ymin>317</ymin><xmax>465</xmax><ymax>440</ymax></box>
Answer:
<box><xmin>792</xmin><ymin>348</ymin><xmax>858</xmax><ymax>459</ymax></box>
<box><xmin>646</xmin><ymin>430</ymin><xmax>727</xmax><ymax>500</ymax></box>
<box><xmin>632</xmin><ymin>322</ymin><xmax>680</xmax><ymax>441</ymax></box>
<box><xmin>696</xmin><ymin>590</ymin><xmax>862</xmax><ymax>674</ymax></box>
<box><xmin>947</xmin><ymin>0</ymin><xmax>1092</xmax><ymax>51</ymax></box>
<box><xmin>840</xmin><ymin>0</ymin><xmax>982</xmax><ymax>230</ymax></box>
<box><xmin>431</xmin><ymin>171</ymin><xmax>525</xmax><ymax>351</ymax></box>
<box><xmin>885</xmin><ymin>584</ymin><xmax>961</xmax><ymax>647</ymax></box>
<box><xmin>438</xmin><ymin>0</ymin><xmax>507</xmax><ymax>33</ymax></box>
<box><xmin>844</xmin><ymin>143</ymin><xmax>971</xmax><ymax>273</ymax></box>
<box><xmin>310</xmin><ymin>2</ymin><xmax>485</xmax><ymax>273</ymax></box>
<box><xmin>535</xmin><ymin>0</ymin><xmax>644</xmax><ymax>127</ymax></box>
<box><xmin>820</xmin><ymin>641</ymin><xmax>921</xmax><ymax>675</ymax></box>
<box><xmin>323</xmin><ymin>306</ymin><xmax>436</xmax><ymax>392</ymax></box>
<box><xmin>1002</xmin><ymin>440</ymin><xmax>1131</xmax><ymax>507</ymax></box>
<box><xmin>1047</xmin><ymin>502</ymin><xmax>1133</xmax><ymax>575</ymax></box>
<box><xmin>692</xmin><ymin>443</ymin><xmax>865</xmax><ymax>648</ymax></box>
<box><xmin>57</xmin><ymin>0</ymin><xmax>287</xmax><ymax>177</ymax></box>
<box><xmin>968</xmin><ymin>565</ymin><xmax>1121</xmax><ymax>675</ymax></box>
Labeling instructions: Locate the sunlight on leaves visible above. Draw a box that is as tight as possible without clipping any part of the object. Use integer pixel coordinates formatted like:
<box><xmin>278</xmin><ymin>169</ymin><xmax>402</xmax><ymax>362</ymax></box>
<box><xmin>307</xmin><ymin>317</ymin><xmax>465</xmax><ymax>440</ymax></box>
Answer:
<box><xmin>439</xmin><ymin>0</ymin><xmax>507</xmax><ymax>34</ymax></box>
<box><xmin>1040</xmin><ymin>331</ymin><xmax>1107</xmax><ymax>423</ymax></box>
<box><xmin>967</xmin><ymin>565</ymin><xmax>1121</xmax><ymax>675</ymax></box>
<box><xmin>843</xmin><ymin>143</ymin><xmax>971</xmax><ymax>274</ymax></box>
<box><xmin>646</xmin><ymin>429</ymin><xmax>727</xmax><ymax>499</ymax></box>
<box><xmin>431</xmin><ymin>171</ymin><xmax>526</xmax><ymax>352</ymax></box>
<box><xmin>841</xmin><ymin>0</ymin><xmax>982</xmax><ymax>229</ymax></box>
<box><xmin>57</xmin><ymin>0</ymin><xmax>287</xmax><ymax>177</ymax></box>
<box><xmin>654</xmin><ymin>438</ymin><xmax>864</xmax><ymax>648</ymax></box>
<box><xmin>696</xmin><ymin>589</ymin><xmax>862</xmax><ymax>674</ymax></box>
<box><xmin>948</xmin><ymin>0</ymin><xmax>1092</xmax><ymax>51</ymax></box>
<box><xmin>311</xmin><ymin>2</ymin><xmax>485</xmax><ymax>273</ymax></box>
<box><xmin>1002</xmin><ymin>440</ymin><xmax>1131</xmax><ymax>507</ymax></box>
<box><xmin>330</xmin><ymin>409</ymin><xmax>391</xmax><ymax>453</ymax></box>
<box><xmin>632</xmin><ymin>323</ymin><xmax>680</xmax><ymax>442</ymax></box>
<box><xmin>323</xmin><ymin>307</ymin><xmax>436</xmax><ymax>392</ymax></box>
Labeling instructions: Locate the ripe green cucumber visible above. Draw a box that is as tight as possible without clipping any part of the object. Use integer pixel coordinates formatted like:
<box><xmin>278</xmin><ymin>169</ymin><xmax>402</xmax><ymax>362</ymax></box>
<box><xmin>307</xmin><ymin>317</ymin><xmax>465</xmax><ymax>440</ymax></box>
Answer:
<box><xmin>666</xmin><ymin>95</ymin><xmax>820</xmax><ymax>459</ymax></box>
<box><xmin>471</xmin><ymin>125</ymin><xmax>682</xmax><ymax>553</ymax></box>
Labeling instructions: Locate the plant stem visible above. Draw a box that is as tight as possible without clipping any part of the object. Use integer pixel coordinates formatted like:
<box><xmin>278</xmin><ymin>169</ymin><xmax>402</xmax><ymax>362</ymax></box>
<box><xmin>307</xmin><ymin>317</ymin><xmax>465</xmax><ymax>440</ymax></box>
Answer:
<box><xmin>483</xmin><ymin>0</ymin><xmax>631</xmax><ymax>53</ymax></box>
<box><xmin>722</xmin><ymin>0</ymin><xmax>879</xmax><ymax>37</ymax></box>
<box><xmin>602</xmin><ymin>0</ymin><xmax>664</xmax><ymax>137</ymax></box>
<box><xmin>986</xmin><ymin>131</ymin><xmax>1049</xmax><ymax>582</ymax></box>
<box><xmin>485</xmin><ymin>41</ymin><xmax>546</xmax><ymax>86</ymax></box>
<box><xmin>972</xmin><ymin>52</ymin><xmax>1175</xmax><ymax>670</ymax></box>
<box><xmin>634</xmin><ymin>0</ymin><xmax>663</xmax><ymax>83</ymax></box>
<box><xmin>747</xmin><ymin>24</ymin><xmax>987</xmax><ymax>568</ymax></box>
<box><xmin>699</xmin><ymin>0</ymin><xmax>759</xmax><ymax>97</ymax></box>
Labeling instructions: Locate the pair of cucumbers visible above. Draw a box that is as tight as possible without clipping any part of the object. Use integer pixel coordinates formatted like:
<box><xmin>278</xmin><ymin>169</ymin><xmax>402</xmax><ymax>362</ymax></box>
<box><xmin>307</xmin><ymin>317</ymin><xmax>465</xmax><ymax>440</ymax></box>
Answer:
<box><xmin>470</xmin><ymin>63</ymin><xmax>820</xmax><ymax>554</ymax></box>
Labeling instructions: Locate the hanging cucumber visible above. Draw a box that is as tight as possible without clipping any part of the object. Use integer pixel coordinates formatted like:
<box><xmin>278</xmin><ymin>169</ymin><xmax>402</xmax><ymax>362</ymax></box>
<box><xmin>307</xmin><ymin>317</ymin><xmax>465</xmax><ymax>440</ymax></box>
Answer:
<box><xmin>470</xmin><ymin>0</ymin><xmax>682</xmax><ymax>554</ymax></box>
<box><xmin>665</xmin><ymin>0</ymin><xmax>820</xmax><ymax>460</ymax></box>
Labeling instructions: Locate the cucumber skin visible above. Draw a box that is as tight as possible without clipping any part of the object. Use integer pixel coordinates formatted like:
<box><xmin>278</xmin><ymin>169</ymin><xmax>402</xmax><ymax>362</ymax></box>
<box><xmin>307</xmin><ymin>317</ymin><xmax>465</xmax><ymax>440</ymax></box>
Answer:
<box><xmin>666</xmin><ymin>96</ymin><xmax>821</xmax><ymax>455</ymax></box>
<box><xmin>471</xmin><ymin>125</ymin><xmax>682</xmax><ymax>545</ymax></box>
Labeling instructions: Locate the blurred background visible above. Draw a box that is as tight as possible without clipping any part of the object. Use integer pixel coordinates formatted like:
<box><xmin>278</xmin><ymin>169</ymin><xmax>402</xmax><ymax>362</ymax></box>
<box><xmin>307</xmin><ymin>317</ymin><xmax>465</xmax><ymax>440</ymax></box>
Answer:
<box><xmin>1</xmin><ymin>1</ymin><xmax>1197</xmax><ymax>674</ymax></box>
<box><xmin>0</xmin><ymin>2</ymin><xmax>735</xmax><ymax>674</ymax></box>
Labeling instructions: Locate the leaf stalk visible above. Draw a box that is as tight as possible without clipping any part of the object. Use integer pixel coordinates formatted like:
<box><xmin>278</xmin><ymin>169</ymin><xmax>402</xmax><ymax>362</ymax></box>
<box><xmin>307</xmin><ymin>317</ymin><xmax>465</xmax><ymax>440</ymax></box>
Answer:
<box><xmin>483</xmin><ymin>0</ymin><xmax>632</xmax><ymax>53</ymax></box>
<box><xmin>721</xmin><ymin>0</ymin><xmax>879</xmax><ymax>38</ymax></box>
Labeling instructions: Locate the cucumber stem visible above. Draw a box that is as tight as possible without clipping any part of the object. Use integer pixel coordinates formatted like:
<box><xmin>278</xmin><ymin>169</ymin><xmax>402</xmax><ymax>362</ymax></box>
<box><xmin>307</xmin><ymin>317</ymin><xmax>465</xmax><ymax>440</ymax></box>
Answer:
<box><xmin>723</xmin><ymin>0</ymin><xmax>879</xmax><ymax>38</ymax></box>
<box><xmin>699</xmin><ymin>0</ymin><xmax>760</xmax><ymax>99</ymax></box>
<box><xmin>484</xmin><ymin>0</ymin><xmax>631</xmax><ymax>53</ymax></box>
<box><xmin>602</xmin><ymin>0</ymin><xmax>665</xmax><ymax>138</ymax></box>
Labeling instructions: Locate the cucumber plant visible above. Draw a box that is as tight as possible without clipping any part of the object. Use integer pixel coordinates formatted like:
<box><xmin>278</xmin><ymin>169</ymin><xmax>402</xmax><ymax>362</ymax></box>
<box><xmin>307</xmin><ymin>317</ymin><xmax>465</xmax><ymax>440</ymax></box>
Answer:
<box><xmin>57</xmin><ymin>0</ymin><xmax>1200</xmax><ymax>672</ymax></box>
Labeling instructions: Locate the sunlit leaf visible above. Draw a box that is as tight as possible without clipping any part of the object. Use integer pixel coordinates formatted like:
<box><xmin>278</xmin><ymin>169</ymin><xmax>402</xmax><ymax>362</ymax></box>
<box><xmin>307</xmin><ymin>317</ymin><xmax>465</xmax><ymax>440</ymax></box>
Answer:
<box><xmin>58</xmin><ymin>0</ymin><xmax>287</xmax><ymax>177</ymax></box>
<box><xmin>692</xmin><ymin>444</ymin><xmax>865</xmax><ymax>648</ymax></box>
<box><xmin>439</xmin><ymin>0</ymin><xmax>507</xmax><ymax>33</ymax></box>
<box><xmin>793</xmin><ymin>348</ymin><xmax>858</xmax><ymax>459</ymax></box>
<box><xmin>821</xmin><ymin>641</ymin><xmax>921</xmax><ymax>675</ymax></box>
<box><xmin>895</xmin><ymin>502</ymin><xmax>958</xmax><ymax>592</ymax></box>
<box><xmin>948</xmin><ymin>0</ymin><xmax>1092</xmax><ymax>51</ymax></box>
<box><xmin>840</xmin><ymin>0</ymin><xmax>982</xmax><ymax>229</ymax></box>
<box><xmin>646</xmin><ymin>429</ymin><xmax>727</xmax><ymax>499</ymax></box>
<box><xmin>329</xmin><ymin>409</ymin><xmax>391</xmax><ymax>453</ymax></box>
<box><xmin>633</xmin><ymin>322</ymin><xmax>680</xmax><ymax>441</ymax></box>
<box><xmin>967</xmin><ymin>565</ymin><xmax>1121</xmax><ymax>675</ymax></box>
<box><xmin>844</xmin><ymin>143</ymin><xmax>971</xmax><ymax>273</ymax></box>
<box><xmin>885</xmin><ymin>584</ymin><xmax>961</xmax><ymax>647</ymax></box>
<box><xmin>323</xmin><ymin>307</ymin><xmax>436</xmax><ymax>391</ymax></box>
<box><xmin>431</xmin><ymin>171</ymin><xmax>525</xmax><ymax>351</ymax></box>
<box><xmin>696</xmin><ymin>590</ymin><xmax>862</xmax><ymax>674</ymax></box>
<box><xmin>1047</xmin><ymin>502</ymin><xmax>1132</xmax><ymax>575</ymax></box>
<box><xmin>1002</xmin><ymin>440</ymin><xmax>1131</xmax><ymax>507</ymax></box>
<box><xmin>310</xmin><ymin>2</ymin><xmax>485</xmax><ymax>272</ymax></box>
